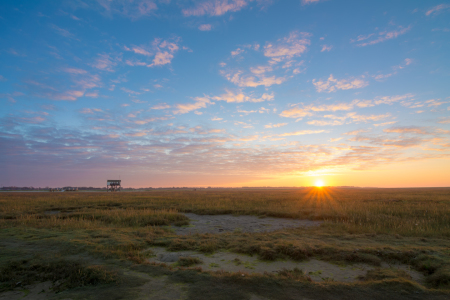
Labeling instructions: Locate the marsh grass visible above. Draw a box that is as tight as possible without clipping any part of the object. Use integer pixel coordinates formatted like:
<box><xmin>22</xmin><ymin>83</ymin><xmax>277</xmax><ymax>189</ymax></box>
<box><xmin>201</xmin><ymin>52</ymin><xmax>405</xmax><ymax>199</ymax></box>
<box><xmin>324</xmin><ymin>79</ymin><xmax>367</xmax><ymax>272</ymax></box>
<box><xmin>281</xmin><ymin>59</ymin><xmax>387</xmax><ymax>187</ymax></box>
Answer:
<box><xmin>1</xmin><ymin>188</ymin><xmax>449</xmax><ymax>237</ymax></box>
<box><xmin>1</xmin><ymin>188</ymin><xmax>450</xmax><ymax>293</ymax></box>
<box><xmin>0</xmin><ymin>258</ymin><xmax>118</xmax><ymax>292</ymax></box>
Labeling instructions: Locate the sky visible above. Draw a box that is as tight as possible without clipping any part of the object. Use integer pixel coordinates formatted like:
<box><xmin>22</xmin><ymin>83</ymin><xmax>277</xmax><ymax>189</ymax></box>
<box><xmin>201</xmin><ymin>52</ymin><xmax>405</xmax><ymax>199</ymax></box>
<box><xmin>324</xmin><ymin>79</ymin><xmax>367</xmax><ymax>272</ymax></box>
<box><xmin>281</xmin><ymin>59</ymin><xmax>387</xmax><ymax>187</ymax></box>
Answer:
<box><xmin>1</xmin><ymin>0</ymin><xmax>450</xmax><ymax>188</ymax></box>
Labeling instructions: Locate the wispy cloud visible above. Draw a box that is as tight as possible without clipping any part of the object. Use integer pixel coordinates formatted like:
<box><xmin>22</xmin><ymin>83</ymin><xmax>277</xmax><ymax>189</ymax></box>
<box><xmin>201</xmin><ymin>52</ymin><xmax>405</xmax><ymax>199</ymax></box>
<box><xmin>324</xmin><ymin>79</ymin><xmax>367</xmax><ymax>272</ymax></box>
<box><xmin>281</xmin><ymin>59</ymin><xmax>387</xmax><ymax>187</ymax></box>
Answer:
<box><xmin>151</xmin><ymin>103</ymin><xmax>171</xmax><ymax>110</ymax></box>
<box><xmin>426</xmin><ymin>4</ymin><xmax>450</xmax><ymax>16</ymax></box>
<box><xmin>279</xmin><ymin>129</ymin><xmax>326</xmax><ymax>136</ymax></box>
<box><xmin>95</xmin><ymin>0</ymin><xmax>158</xmax><ymax>20</ymax></box>
<box><xmin>182</xmin><ymin>0</ymin><xmax>249</xmax><ymax>17</ymax></box>
<box><xmin>211</xmin><ymin>90</ymin><xmax>274</xmax><ymax>103</ymax></box>
<box><xmin>264</xmin><ymin>123</ymin><xmax>287</xmax><ymax>128</ymax></box>
<box><xmin>438</xmin><ymin>117</ymin><xmax>450</xmax><ymax>124</ymax></box>
<box><xmin>312</xmin><ymin>74</ymin><xmax>368</xmax><ymax>93</ymax></box>
<box><xmin>49</xmin><ymin>24</ymin><xmax>75</xmax><ymax>38</ymax></box>
<box><xmin>221</xmin><ymin>70</ymin><xmax>286</xmax><ymax>87</ymax></box>
<box><xmin>321</xmin><ymin>45</ymin><xmax>333</xmax><ymax>52</ymax></box>
<box><xmin>125</xmin><ymin>37</ymin><xmax>181</xmax><ymax>67</ymax></box>
<box><xmin>353</xmin><ymin>25</ymin><xmax>411</xmax><ymax>47</ymax></box>
<box><xmin>264</xmin><ymin>31</ymin><xmax>311</xmax><ymax>62</ymax></box>
<box><xmin>301</xmin><ymin>0</ymin><xmax>322</xmax><ymax>5</ymax></box>
<box><xmin>384</xmin><ymin>126</ymin><xmax>428</xmax><ymax>135</ymax></box>
<box><xmin>91</xmin><ymin>53</ymin><xmax>120</xmax><ymax>72</ymax></box>
<box><xmin>173</xmin><ymin>97</ymin><xmax>212</xmax><ymax>114</ymax></box>
<box><xmin>198</xmin><ymin>24</ymin><xmax>212</xmax><ymax>31</ymax></box>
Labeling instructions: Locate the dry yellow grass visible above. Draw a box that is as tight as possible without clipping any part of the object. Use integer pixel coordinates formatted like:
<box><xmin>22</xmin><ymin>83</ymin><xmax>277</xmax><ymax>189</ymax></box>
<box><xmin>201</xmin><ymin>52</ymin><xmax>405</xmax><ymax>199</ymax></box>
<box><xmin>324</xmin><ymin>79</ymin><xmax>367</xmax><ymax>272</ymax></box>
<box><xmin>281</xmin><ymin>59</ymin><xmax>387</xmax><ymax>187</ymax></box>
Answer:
<box><xmin>1</xmin><ymin>187</ymin><xmax>449</xmax><ymax>237</ymax></box>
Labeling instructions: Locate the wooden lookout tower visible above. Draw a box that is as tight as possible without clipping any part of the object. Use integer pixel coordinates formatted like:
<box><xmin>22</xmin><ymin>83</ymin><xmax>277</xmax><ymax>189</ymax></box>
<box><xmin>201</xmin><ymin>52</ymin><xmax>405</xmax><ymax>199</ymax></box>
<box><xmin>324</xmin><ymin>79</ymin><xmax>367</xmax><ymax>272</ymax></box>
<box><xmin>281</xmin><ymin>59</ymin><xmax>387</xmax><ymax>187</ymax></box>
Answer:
<box><xmin>107</xmin><ymin>180</ymin><xmax>121</xmax><ymax>192</ymax></box>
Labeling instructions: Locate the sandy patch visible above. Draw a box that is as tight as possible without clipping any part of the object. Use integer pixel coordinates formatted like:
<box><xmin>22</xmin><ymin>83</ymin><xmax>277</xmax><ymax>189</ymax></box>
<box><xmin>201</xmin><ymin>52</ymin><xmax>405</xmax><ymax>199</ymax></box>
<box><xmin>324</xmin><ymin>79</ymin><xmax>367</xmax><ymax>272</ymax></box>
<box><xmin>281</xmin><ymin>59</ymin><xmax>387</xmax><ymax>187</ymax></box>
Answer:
<box><xmin>146</xmin><ymin>247</ymin><xmax>424</xmax><ymax>284</ymax></box>
<box><xmin>0</xmin><ymin>281</ymin><xmax>55</xmax><ymax>300</ymax></box>
<box><xmin>171</xmin><ymin>213</ymin><xmax>322</xmax><ymax>235</ymax></box>
<box><xmin>123</xmin><ymin>270</ymin><xmax>188</xmax><ymax>300</ymax></box>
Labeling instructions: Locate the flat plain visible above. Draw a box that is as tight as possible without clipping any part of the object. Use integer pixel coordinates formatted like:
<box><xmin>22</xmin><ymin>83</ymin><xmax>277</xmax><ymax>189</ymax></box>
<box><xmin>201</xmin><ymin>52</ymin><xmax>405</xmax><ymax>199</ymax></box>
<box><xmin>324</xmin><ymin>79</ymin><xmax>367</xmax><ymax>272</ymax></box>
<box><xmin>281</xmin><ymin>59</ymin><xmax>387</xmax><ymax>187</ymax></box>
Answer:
<box><xmin>1</xmin><ymin>187</ymin><xmax>450</xmax><ymax>299</ymax></box>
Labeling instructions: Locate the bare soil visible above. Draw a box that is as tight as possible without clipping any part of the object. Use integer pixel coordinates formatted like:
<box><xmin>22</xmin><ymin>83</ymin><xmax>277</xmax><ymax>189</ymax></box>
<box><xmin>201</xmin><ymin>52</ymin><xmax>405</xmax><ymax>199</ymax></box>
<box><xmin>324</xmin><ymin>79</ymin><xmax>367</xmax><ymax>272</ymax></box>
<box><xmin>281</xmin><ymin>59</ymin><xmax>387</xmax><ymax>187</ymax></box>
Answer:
<box><xmin>170</xmin><ymin>213</ymin><xmax>322</xmax><ymax>235</ymax></box>
<box><xmin>146</xmin><ymin>246</ymin><xmax>424</xmax><ymax>284</ymax></box>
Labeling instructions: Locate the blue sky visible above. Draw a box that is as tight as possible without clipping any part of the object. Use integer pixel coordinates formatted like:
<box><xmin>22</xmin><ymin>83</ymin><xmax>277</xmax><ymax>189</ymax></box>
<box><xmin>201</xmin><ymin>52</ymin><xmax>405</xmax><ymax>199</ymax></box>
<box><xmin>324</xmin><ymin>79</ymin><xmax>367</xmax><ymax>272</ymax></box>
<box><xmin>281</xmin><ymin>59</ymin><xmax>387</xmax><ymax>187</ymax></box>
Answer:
<box><xmin>1</xmin><ymin>0</ymin><xmax>449</xmax><ymax>188</ymax></box>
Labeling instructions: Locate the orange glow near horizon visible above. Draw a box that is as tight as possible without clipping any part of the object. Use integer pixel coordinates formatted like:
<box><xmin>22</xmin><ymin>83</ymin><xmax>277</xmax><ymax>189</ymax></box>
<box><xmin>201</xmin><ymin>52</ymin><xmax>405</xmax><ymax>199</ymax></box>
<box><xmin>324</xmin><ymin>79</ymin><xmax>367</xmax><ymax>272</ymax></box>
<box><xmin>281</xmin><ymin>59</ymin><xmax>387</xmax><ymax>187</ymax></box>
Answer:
<box><xmin>315</xmin><ymin>179</ymin><xmax>324</xmax><ymax>187</ymax></box>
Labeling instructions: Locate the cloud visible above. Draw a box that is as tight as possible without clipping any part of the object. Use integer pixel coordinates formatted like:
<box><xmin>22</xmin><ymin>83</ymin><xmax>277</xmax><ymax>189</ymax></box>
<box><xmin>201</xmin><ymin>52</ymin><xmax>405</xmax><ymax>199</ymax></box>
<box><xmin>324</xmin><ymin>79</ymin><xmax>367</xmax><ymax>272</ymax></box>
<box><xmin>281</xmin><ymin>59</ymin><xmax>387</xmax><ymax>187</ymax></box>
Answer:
<box><xmin>264</xmin><ymin>31</ymin><xmax>311</xmax><ymax>61</ymax></box>
<box><xmin>321</xmin><ymin>45</ymin><xmax>333</xmax><ymax>52</ymax></box>
<box><xmin>264</xmin><ymin>123</ymin><xmax>287</xmax><ymax>128</ymax></box>
<box><xmin>384</xmin><ymin>126</ymin><xmax>428</xmax><ymax>135</ymax></box>
<box><xmin>125</xmin><ymin>60</ymin><xmax>147</xmax><ymax>66</ymax></box>
<box><xmin>91</xmin><ymin>53</ymin><xmax>120</xmax><ymax>72</ymax></box>
<box><xmin>231</xmin><ymin>48</ymin><xmax>245</xmax><ymax>57</ymax></box>
<box><xmin>374</xmin><ymin>93</ymin><xmax>414</xmax><ymax>105</ymax></box>
<box><xmin>150</xmin><ymin>51</ymin><xmax>173</xmax><ymax>66</ymax></box>
<box><xmin>234</xmin><ymin>121</ymin><xmax>254</xmax><ymax>128</ymax></box>
<box><xmin>222</xmin><ymin>31</ymin><xmax>308</xmax><ymax>88</ymax></box>
<box><xmin>198</xmin><ymin>24</ymin><xmax>212</xmax><ymax>31</ymax></box>
<box><xmin>127</xmin><ymin>46</ymin><xmax>152</xmax><ymax>56</ymax></box>
<box><xmin>182</xmin><ymin>0</ymin><xmax>249</xmax><ymax>17</ymax></box>
<box><xmin>49</xmin><ymin>24</ymin><xmax>75</xmax><ymax>38</ymax></box>
<box><xmin>438</xmin><ymin>117</ymin><xmax>450</xmax><ymax>124</ymax></box>
<box><xmin>211</xmin><ymin>90</ymin><xmax>274</xmax><ymax>103</ymax></box>
<box><xmin>151</xmin><ymin>103</ymin><xmax>171</xmax><ymax>110</ymax></box>
<box><xmin>125</xmin><ymin>37</ymin><xmax>180</xmax><ymax>68</ymax></box>
<box><xmin>221</xmin><ymin>70</ymin><xmax>285</xmax><ymax>87</ymax></box>
<box><xmin>250</xmin><ymin>65</ymin><xmax>273</xmax><ymax>75</ymax></box>
<box><xmin>279</xmin><ymin>130</ymin><xmax>326</xmax><ymax>137</ymax></box>
<box><xmin>80</xmin><ymin>108</ymin><xmax>102</xmax><ymax>114</ymax></box>
<box><xmin>0</xmin><ymin>75</ymin><xmax>6</xmax><ymax>82</ymax></box>
<box><xmin>312</xmin><ymin>74</ymin><xmax>368</xmax><ymax>93</ymax></box>
<box><xmin>49</xmin><ymin>90</ymin><xmax>85</xmax><ymax>101</ymax></box>
<box><xmin>354</xmin><ymin>25</ymin><xmax>411</xmax><ymax>47</ymax></box>
<box><xmin>307</xmin><ymin>112</ymin><xmax>391</xmax><ymax>126</ymax></box>
<box><xmin>121</xmin><ymin>87</ymin><xmax>141</xmax><ymax>95</ymax></box>
<box><xmin>173</xmin><ymin>97</ymin><xmax>212</xmax><ymax>114</ymax></box>
<box><xmin>374</xmin><ymin>121</ymin><xmax>397</xmax><ymax>127</ymax></box>
<box><xmin>134</xmin><ymin>116</ymin><xmax>169</xmax><ymax>125</ymax></box>
<box><xmin>63</xmin><ymin>68</ymin><xmax>87</xmax><ymax>74</ymax></box>
<box><xmin>212</xmin><ymin>117</ymin><xmax>223</xmax><ymax>121</ymax></box>
<box><xmin>426</xmin><ymin>99</ymin><xmax>446</xmax><ymax>107</ymax></box>
<box><xmin>426</xmin><ymin>4</ymin><xmax>450</xmax><ymax>16</ymax></box>
<box><xmin>85</xmin><ymin>91</ymin><xmax>99</xmax><ymax>98</ymax></box>
<box><xmin>280</xmin><ymin>101</ymin><xmax>357</xmax><ymax>120</ymax></box>
<box><xmin>302</xmin><ymin>0</ymin><xmax>322</xmax><ymax>4</ymax></box>
<box><xmin>237</xmin><ymin>109</ymin><xmax>256</xmax><ymax>115</ymax></box>
<box><xmin>344</xmin><ymin>129</ymin><xmax>369</xmax><ymax>135</ymax></box>
<box><xmin>373</xmin><ymin>58</ymin><xmax>414</xmax><ymax>80</ymax></box>
<box><xmin>95</xmin><ymin>0</ymin><xmax>158</xmax><ymax>19</ymax></box>
<box><xmin>279</xmin><ymin>107</ymin><xmax>313</xmax><ymax>119</ymax></box>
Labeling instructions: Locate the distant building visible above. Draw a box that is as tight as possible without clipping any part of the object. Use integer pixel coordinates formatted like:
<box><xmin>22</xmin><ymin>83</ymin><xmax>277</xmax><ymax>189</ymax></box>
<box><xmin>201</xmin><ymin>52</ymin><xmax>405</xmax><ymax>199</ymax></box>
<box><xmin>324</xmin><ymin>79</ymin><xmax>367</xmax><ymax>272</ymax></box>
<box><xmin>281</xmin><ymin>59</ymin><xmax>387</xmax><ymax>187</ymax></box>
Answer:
<box><xmin>107</xmin><ymin>180</ymin><xmax>121</xmax><ymax>192</ymax></box>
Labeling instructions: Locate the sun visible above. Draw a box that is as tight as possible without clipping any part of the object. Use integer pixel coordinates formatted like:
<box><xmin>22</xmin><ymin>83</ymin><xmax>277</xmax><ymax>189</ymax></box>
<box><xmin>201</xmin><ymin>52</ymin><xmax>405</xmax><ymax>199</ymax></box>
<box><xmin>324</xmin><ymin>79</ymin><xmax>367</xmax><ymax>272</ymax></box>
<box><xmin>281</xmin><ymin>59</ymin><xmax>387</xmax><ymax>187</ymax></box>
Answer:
<box><xmin>315</xmin><ymin>179</ymin><xmax>324</xmax><ymax>187</ymax></box>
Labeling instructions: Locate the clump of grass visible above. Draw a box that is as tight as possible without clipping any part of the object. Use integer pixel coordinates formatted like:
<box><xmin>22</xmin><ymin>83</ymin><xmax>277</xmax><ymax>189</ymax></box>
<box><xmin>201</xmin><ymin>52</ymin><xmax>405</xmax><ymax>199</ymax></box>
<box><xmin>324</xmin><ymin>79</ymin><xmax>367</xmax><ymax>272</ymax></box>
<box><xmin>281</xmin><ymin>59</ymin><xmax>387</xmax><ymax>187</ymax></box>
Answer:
<box><xmin>274</xmin><ymin>243</ymin><xmax>310</xmax><ymax>261</ymax></box>
<box><xmin>259</xmin><ymin>247</ymin><xmax>277</xmax><ymax>261</ymax></box>
<box><xmin>168</xmin><ymin>238</ymin><xmax>198</xmax><ymax>251</ymax></box>
<box><xmin>198</xmin><ymin>240</ymin><xmax>220</xmax><ymax>253</ymax></box>
<box><xmin>277</xmin><ymin>268</ymin><xmax>312</xmax><ymax>281</ymax></box>
<box><xmin>412</xmin><ymin>254</ymin><xmax>445</xmax><ymax>275</ymax></box>
<box><xmin>70</xmin><ymin>208</ymin><xmax>189</xmax><ymax>227</ymax></box>
<box><xmin>359</xmin><ymin>268</ymin><xmax>412</xmax><ymax>281</ymax></box>
<box><xmin>0</xmin><ymin>259</ymin><xmax>118</xmax><ymax>292</ymax></box>
<box><xmin>173</xmin><ymin>219</ymin><xmax>190</xmax><ymax>227</ymax></box>
<box><xmin>426</xmin><ymin>265</ymin><xmax>450</xmax><ymax>288</ymax></box>
<box><xmin>344</xmin><ymin>252</ymin><xmax>382</xmax><ymax>266</ymax></box>
<box><xmin>177</xmin><ymin>257</ymin><xmax>202</xmax><ymax>267</ymax></box>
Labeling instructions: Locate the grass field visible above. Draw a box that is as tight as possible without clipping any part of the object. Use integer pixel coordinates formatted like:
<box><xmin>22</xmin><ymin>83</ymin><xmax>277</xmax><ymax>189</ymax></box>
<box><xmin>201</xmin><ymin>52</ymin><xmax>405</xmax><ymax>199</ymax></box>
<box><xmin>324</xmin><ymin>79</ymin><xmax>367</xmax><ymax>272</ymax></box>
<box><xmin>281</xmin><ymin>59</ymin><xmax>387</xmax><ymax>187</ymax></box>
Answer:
<box><xmin>1</xmin><ymin>188</ymin><xmax>450</xmax><ymax>299</ymax></box>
